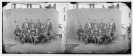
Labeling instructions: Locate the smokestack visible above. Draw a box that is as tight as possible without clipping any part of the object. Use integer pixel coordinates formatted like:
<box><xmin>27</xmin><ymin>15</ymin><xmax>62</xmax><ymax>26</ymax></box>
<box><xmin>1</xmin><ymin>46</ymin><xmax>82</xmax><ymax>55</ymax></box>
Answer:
<box><xmin>27</xmin><ymin>4</ymin><xmax>29</xmax><ymax>8</ymax></box>
<box><xmin>12</xmin><ymin>3</ymin><xmax>16</xmax><ymax>9</ymax></box>
<box><xmin>90</xmin><ymin>4</ymin><xmax>95</xmax><ymax>8</ymax></box>
<box><xmin>27</xmin><ymin>4</ymin><xmax>32</xmax><ymax>8</ymax></box>
<box><xmin>39</xmin><ymin>4</ymin><xmax>42</xmax><ymax>8</ymax></box>
<box><xmin>30</xmin><ymin>4</ymin><xmax>32</xmax><ymax>8</ymax></box>
<box><xmin>75</xmin><ymin>3</ymin><xmax>78</xmax><ymax>9</ymax></box>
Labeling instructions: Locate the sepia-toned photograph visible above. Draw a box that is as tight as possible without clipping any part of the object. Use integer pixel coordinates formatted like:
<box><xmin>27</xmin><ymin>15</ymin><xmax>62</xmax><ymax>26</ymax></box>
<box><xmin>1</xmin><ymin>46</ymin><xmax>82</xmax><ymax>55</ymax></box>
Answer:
<box><xmin>2</xmin><ymin>1</ymin><xmax>131</xmax><ymax>54</ymax></box>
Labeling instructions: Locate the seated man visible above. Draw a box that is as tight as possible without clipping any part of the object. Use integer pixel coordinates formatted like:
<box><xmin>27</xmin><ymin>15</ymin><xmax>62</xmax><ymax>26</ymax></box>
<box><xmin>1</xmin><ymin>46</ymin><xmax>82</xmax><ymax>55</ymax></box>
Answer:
<box><xmin>84</xmin><ymin>29</ymin><xmax>95</xmax><ymax>44</ymax></box>
<box><xmin>97</xmin><ymin>28</ymin><xmax>105</xmax><ymax>44</ymax></box>
<box><xmin>77</xmin><ymin>25</ymin><xmax>84</xmax><ymax>42</ymax></box>
<box><xmin>28</xmin><ymin>29</ymin><xmax>36</xmax><ymax>44</ymax></box>
<box><xmin>106</xmin><ymin>28</ymin><xmax>114</xmax><ymax>43</ymax></box>
<box><xmin>101</xmin><ymin>24</ymin><xmax>111</xmax><ymax>44</ymax></box>
<box><xmin>42</xmin><ymin>29</ymin><xmax>50</xmax><ymax>42</ymax></box>
<box><xmin>21</xmin><ymin>19</ymin><xmax>30</xmax><ymax>43</ymax></box>
<box><xmin>14</xmin><ymin>25</ymin><xmax>22</xmax><ymax>41</ymax></box>
<box><xmin>33</xmin><ymin>28</ymin><xmax>43</xmax><ymax>44</ymax></box>
<box><xmin>90</xmin><ymin>32</ymin><xmax>97</xmax><ymax>44</ymax></box>
<box><xmin>29</xmin><ymin>27</ymin><xmax>36</xmax><ymax>44</ymax></box>
<box><xmin>98</xmin><ymin>21</ymin><xmax>107</xmax><ymax>44</ymax></box>
<box><xmin>21</xmin><ymin>28</ymin><xmax>30</xmax><ymax>43</ymax></box>
<box><xmin>92</xmin><ymin>24</ymin><xmax>100</xmax><ymax>45</ymax></box>
<box><xmin>28</xmin><ymin>20</ymin><xmax>36</xmax><ymax>44</ymax></box>
<box><xmin>84</xmin><ymin>19</ymin><xmax>94</xmax><ymax>44</ymax></box>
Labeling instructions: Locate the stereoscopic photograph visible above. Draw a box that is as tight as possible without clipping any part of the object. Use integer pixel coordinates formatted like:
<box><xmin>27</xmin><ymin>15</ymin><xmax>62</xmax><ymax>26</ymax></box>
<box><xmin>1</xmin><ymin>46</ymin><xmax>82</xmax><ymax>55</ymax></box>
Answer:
<box><xmin>2</xmin><ymin>1</ymin><xmax>131</xmax><ymax>54</ymax></box>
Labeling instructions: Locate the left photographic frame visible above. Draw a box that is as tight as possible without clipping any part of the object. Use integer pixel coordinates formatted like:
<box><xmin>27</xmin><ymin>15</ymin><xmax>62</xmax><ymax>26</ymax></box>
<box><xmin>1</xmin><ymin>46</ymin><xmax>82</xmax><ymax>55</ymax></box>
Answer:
<box><xmin>2</xmin><ymin>2</ymin><xmax>64</xmax><ymax>54</ymax></box>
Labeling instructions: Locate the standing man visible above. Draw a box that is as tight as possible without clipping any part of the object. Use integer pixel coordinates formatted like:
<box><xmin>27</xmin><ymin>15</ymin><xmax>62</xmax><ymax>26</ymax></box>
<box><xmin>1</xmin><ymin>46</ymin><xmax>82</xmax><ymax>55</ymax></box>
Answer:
<box><xmin>91</xmin><ymin>19</ymin><xmax>96</xmax><ymax>29</ymax></box>
<box><xmin>99</xmin><ymin>19</ymin><xmax>106</xmax><ymax>32</ymax></box>
<box><xmin>21</xmin><ymin>18</ymin><xmax>29</xmax><ymax>43</ymax></box>
<box><xmin>14</xmin><ymin>25</ymin><xmax>22</xmax><ymax>41</ymax></box>
<box><xmin>29</xmin><ymin>19</ymin><xmax>35</xmax><ymax>29</ymax></box>
<box><xmin>45</xmin><ymin>19</ymin><xmax>52</xmax><ymax>42</ymax></box>
<box><xmin>22</xmin><ymin>18</ymin><xmax>29</xmax><ymax>29</ymax></box>
<box><xmin>29</xmin><ymin>19</ymin><xmax>36</xmax><ymax>44</ymax></box>
<box><xmin>85</xmin><ymin>18</ymin><xmax>92</xmax><ymax>30</ymax></box>
<box><xmin>36</xmin><ymin>19</ymin><xmax>43</xmax><ymax>34</ymax></box>
<box><xmin>108</xmin><ymin>19</ymin><xmax>116</xmax><ymax>43</ymax></box>
<box><xmin>109</xmin><ymin>19</ymin><xmax>116</xmax><ymax>35</ymax></box>
<box><xmin>98</xmin><ymin>19</ymin><xmax>106</xmax><ymax>43</ymax></box>
<box><xmin>36</xmin><ymin>19</ymin><xmax>42</xmax><ymax>29</ymax></box>
<box><xmin>84</xmin><ymin>19</ymin><xmax>93</xmax><ymax>43</ymax></box>
<box><xmin>42</xmin><ymin>23</ymin><xmax>49</xmax><ymax>42</ymax></box>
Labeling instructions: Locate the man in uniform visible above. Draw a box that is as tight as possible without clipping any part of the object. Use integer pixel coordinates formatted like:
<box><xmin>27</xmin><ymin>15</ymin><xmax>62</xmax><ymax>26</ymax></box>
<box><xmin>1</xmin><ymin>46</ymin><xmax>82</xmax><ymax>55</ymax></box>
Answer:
<box><xmin>42</xmin><ymin>23</ymin><xmax>49</xmax><ymax>42</ymax></box>
<box><xmin>22</xmin><ymin>18</ymin><xmax>29</xmax><ymax>29</ymax></box>
<box><xmin>98</xmin><ymin>19</ymin><xmax>106</xmax><ymax>44</ymax></box>
<box><xmin>97</xmin><ymin>28</ymin><xmax>105</xmax><ymax>44</ymax></box>
<box><xmin>84</xmin><ymin>19</ymin><xmax>94</xmax><ymax>44</ymax></box>
<box><xmin>45</xmin><ymin>19</ymin><xmax>52</xmax><ymax>42</ymax></box>
<box><xmin>91</xmin><ymin>19</ymin><xmax>97</xmax><ymax>29</ymax></box>
<box><xmin>33</xmin><ymin>19</ymin><xmax>43</xmax><ymax>44</ymax></box>
<box><xmin>21</xmin><ymin>26</ymin><xmax>29</xmax><ymax>43</ymax></box>
<box><xmin>21</xmin><ymin>18</ymin><xmax>30</xmax><ymax>43</ymax></box>
<box><xmin>92</xmin><ymin>23</ymin><xmax>100</xmax><ymax>45</ymax></box>
<box><xmin>42</xmin><ymin>27</ymin><xmax>50</xmax><ymax>43</ymax></box>
<box><xmin>77</xmin><ymin>25</ymin><xmax>84</xmax><ymax>42</ymax></box>
<box><xmin>14</xmin><ymin>25</ymin><xmax>22</xmax><ymax>42</ymax></box>
<box><xmin>85</xmin><ymin>18</ymin><xmax>92</xmax><ymax>30</ymax></box>
<box><xmin>34</xmin><ymin>28</ymin><xmax>43</xmax><ymax>45</ymax></box>
<box><xmin>36</xmin><ymin>19</ymin><xmax>43</xmax><ymax>30</ymax></box>
<box><xmin>28</xmin><ymin>19</ymin><xmax>36</xmax><ymax>44</ymax></box>
<box><xmin>84</xmin><ymin>28</ymin><xmax>95</xmax><ymax>44</ymax></box>
<box><xmin>35</xmin><ymin>19</ymin><xmax>43</xmax><ymax>36</ymax></box>
<box><xmin>99</xmin><ymin>19</ymin><xmax>106</xmax><ymax>33</ymax></box>
<box><xmin>29</xmin><ymin>19</ymin><xmax>35</xmax><ymax>29</ymax></box>
<box><xmin>103</xmin><ymin>24</ymin><xmax>111</xmax><ymax>44</ymax></box>
<box><xmin>108</xmin><ymin>19</ymin><xmax>116</xmax><ymax>43</ymax></box>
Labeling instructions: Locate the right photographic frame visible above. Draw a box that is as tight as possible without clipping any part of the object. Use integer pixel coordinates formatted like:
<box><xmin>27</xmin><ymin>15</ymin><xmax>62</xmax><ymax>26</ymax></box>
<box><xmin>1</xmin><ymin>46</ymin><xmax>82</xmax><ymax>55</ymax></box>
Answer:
<box><xmin>65</xmin><ymin>2</ymin><xmax>131</xmax><ymax>54</ymax></box>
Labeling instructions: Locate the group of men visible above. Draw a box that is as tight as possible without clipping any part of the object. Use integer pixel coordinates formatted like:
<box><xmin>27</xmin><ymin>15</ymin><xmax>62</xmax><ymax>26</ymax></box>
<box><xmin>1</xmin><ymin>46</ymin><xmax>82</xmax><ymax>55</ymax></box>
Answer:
<box><xmin>14</xmin><ymin>19</ymin><xmax>52</xmax><ymax>45</ymax></box>
<box><xmin>77</xmin><ymin>19</ymin><xmax>116</xmax><ymax>45</ymax></box>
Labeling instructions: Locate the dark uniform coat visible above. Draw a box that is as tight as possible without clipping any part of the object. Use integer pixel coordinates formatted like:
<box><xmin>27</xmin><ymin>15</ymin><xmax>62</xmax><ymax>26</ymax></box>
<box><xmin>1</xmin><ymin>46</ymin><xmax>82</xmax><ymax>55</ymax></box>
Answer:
<box><xmin>45</xmin><ymin>22</ymin><xmax>52</xmax><ymax>32</ymax></box>
<box><xmin>14</xmin><ymin>28</ymin><xmax>22</xmax><ymax>36</ymax></box>
<box><xmin>85</xmin><ymin>22</ymin><xmax>92</xmax><ymax>29</ymax></box>
<box><xmin>36</xmin><ymin>22</ymin><xmax>42</xmax><ymax>29</ymax></box>
<box><xmin>22</xmin><ymin>22</ymin><xmax>29</xmax><ymax>29</ymax></box>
